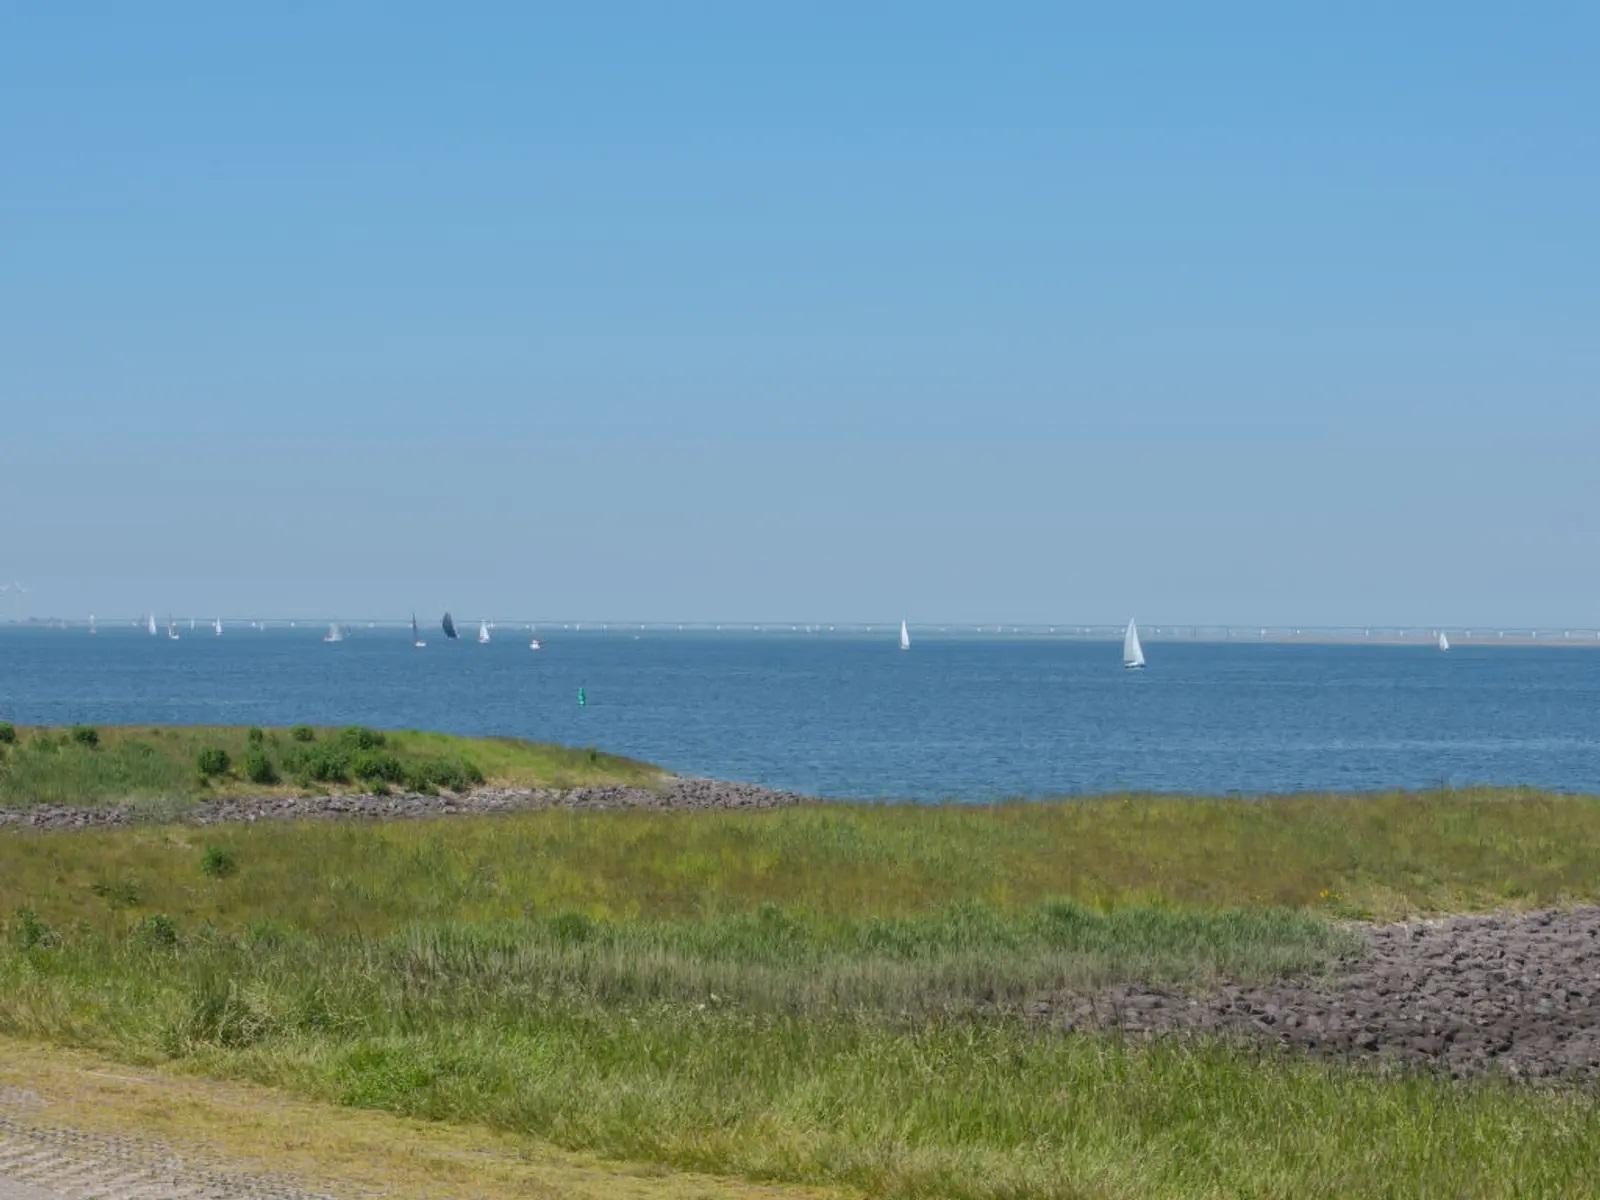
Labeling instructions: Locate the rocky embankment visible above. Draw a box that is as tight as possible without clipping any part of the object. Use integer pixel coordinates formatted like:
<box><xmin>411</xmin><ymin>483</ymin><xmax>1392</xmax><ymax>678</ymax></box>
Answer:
<box><xmin>0</xmin><ymin>777</ymin><xmax>810</xmax><ymax>831</ymax></box>
<box><xmin>1036</xmin><ymin>907</ymin><xmax>1600</xmax><ymax>1080</ymax></box>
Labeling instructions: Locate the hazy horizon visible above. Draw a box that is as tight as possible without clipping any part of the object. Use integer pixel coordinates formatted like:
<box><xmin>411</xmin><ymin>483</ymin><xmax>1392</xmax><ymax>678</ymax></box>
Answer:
<box><xmin>4</xmin><ymin>6</ymin><xmax>1596</xmax><ymax>628</ymax></box>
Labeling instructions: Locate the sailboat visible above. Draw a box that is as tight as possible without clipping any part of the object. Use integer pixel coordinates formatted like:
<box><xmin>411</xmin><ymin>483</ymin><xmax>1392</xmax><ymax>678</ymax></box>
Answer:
<box><xmin>324</xmin><ymin>622</ymin><xmax>344</xmax><ymax>643</ymax></box>
<box><xmin>88</xmin><ymin>614</ymin><xmax>97</xmax><ymax>635</ymax></box>
<box><xmin>442</xmin><ymin>612</ymin><xmax>458</xmax><ymax>640</ymax></box>
<box><xmin>213</xmin><ymin>617</ymin><xmax>223</xmax><ymax>636</ymax></box>
<box><xmin>167</xmin><ymin>618</ymin><xmax>180</xmax><ymax>641</ymax></box>
<box><xmin>146</xmin><ymin>613</ymin><xmax>158</xmax><ymax>637</ymax></box>
<box><xmin>899</xmin><ymin>619</ymin><xmax>911</xmax><ymax>651</ymax></box>
<box><xmin>411</xmin><ymin>614</ymin><xmax>426</xmax><ymax>648</ymax></box>
<box><xmin>1123</xmin><ymin>619</ymin><xmax>1146</xmax><ymax>669</ymax></box>
<box><xmin>478</xmin><ymin>619</ymin><xmax>491</xmax><ymax>644</ymax></box>
<box><xmin>1437</xmin><ymin>630</ymin><xmax>1450</xmax><ymax>652</ymax></box>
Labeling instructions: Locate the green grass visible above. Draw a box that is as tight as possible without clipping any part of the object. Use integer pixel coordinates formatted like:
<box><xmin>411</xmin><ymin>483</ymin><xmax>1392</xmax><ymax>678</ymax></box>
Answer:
<box><xmin>6</xmin><ymin>789</ymin><xmax>1600</xmax><ymax>1196</ymax></box>
<box><xmin>6</xmin><ymin>787</ymin><xmax>1596</xmax><ymax>925</ymax></box>
<box><xmin>0</xmin><ymin>724</ymin><xmax>662</xmax><ymax>809</ymax></box>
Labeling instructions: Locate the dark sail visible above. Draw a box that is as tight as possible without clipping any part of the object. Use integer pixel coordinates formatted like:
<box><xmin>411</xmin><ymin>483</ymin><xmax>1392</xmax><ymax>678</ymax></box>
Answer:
<box><xmin>442</xmin><ymin>611</ymin><xmax>458</xmax><ymax>639</ymax></box>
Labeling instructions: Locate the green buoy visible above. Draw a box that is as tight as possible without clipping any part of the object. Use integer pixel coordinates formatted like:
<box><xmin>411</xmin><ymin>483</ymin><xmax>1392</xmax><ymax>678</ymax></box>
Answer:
<box><xmin>577</xmin><ymin>686</ymin><xmax>587</xmax><ymax>707</ymax></box>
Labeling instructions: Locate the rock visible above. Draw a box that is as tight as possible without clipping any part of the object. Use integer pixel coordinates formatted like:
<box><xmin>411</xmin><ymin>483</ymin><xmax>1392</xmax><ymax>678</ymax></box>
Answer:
<box><xmin>1029</xmin><ymin>906</ymin><xmax>1600</xmax><ymax>1084</ymax></box>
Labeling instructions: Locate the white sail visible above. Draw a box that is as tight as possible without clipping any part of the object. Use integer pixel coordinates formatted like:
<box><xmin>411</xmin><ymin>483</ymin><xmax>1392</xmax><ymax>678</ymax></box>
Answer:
<box><xmin>167</xmin><ymin>619</ymin><xmax>180</xmax><ymax>640</ymax></box>
<box><xmin>88</xmin><ymin>614</ymin><xmax>96</xmax><ymax>635</ymax></box>
<box><xmin>899</xmin><ymin>619</ymin><xmax>911</xmax><ymax>651</ymax></box>
<box><xmin>1123</xmin><ymin>619</ymin><xmax>1145</xmax><ymax>669</ymax></box>
<box><xmin>411</xmin><ymin>613</ymin><xmax>426</xmax><ymax>648</ymax></box>
<box><xmin>324</xmin><ymin>622</ymin><xmax>344</xmax><ymax>643</ymax></box>
<box><xmin>147</xmin><ymin>613</ymin><xmax>158</xmax><ymax>636</ymax></box>
<box><xmin>1437</xmin><ymin>630</ymin><xmax>1450</xmax><ymax>652</ymax></box>
<box><xmin>478</xmin><ymin>620</ymin><xmax>491</xmax><ymax>644</ymax></box>
<box><xmin>213</xmin><ymin>617</ymin><xmax>223</xmax><ymax>636</ymax></box>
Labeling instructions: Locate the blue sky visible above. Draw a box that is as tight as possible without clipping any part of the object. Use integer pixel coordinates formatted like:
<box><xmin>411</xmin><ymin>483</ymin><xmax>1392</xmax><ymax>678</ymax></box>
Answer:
<box><xmin>2</xmin><ymin>3</ymin><xmax>1596</xmax><ymax>625</ymax></box>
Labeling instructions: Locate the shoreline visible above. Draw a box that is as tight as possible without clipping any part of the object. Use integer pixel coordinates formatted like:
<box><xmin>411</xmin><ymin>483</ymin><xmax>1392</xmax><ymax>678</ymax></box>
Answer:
<box><xmin>0</xmin><ymin>776</ymin><xmax>812</xmax><ymax>831</ymax></box>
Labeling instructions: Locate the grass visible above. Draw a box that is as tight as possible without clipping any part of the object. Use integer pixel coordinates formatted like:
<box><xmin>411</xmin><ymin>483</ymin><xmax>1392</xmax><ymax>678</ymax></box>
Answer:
<box><xmin>6</xmin><ymin>786</ymin><xmax>1600</xmax><ymax>1195</ymax></box>
<box><xmin>0</xmin><ymin>1035</ymin><xmax>844</xmax><ymax>1199</ymax></box>
<box><xmin>0</xmin><ymin>724</ymin><xmax>662</xmax><ymax>809</ymax></box>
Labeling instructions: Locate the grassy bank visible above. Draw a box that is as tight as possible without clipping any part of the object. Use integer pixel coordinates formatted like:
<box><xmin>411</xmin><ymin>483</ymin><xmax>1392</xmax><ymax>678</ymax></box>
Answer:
<box><xmin>5</xmin><ymin>790</ymin><xmax>1600</xmax><ymax>1196</ymax></box>
<box><xmin>5</xmin><ymin>787</ymin><xmax>1595</xmax><ymax>923</ymax></box>
<box><xmin>0</xmin><ymin>723</ymin><xmax>661</xmax><ymax>809</ymax></box>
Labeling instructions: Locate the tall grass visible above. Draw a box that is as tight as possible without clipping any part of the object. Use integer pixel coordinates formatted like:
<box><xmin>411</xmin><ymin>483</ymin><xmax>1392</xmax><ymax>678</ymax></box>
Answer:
<box><xmin>7</xmin><ymin>792</ymin><xmax>1600</xmax><ymax>1195</ymax></box>
<box><xmin>5</xmin><ymin>789</ymin><xmax>1598</xmax><ymax>927</ymax></box>
<box><xmin>0</xmin><ymin>924</ymin><xmax>1595</xmax><ymax>1199</ymax></box>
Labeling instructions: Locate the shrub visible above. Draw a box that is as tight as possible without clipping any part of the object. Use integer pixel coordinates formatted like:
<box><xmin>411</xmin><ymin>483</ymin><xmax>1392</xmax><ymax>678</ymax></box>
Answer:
<box><xmin>290</xmin><ymin>725</ymin><xmax>316</xmax><ymax>742</ymax></box>
<box><xmin>351</xmin><ymin>750</ymin><xmax>405</xmax><ymax>784</ymax></box>
<box><xmin>11</xmin><ymin>908</ymin><xmax>57</xmax><ymax>951</ymax></box>
<box><xmin>201</xmin><ymin>846</ymin><xmax>237</xmax><ymax>879</ymax></box>
<box><xmin>340</xmin><ymin>726</ymin><xmax>386</xmax><ymax>750</ymax></box>
<box><xmin>0</xmin><ymin>722</ymin><xmax>15</xmax><ymax>744</ymax></box>
<box><xmin>69</xmin><ymin>724</ymin><xmax>99</xmax><ymax>746</ymax></box>
<box><xmin>549</xmin><ymin>911</ymin><xmax>596</xmax><ymax>944</ymax></box>
<box><xmin>246</xmin><ymin>727</ymin><xmax>265</xmax><ymax>744</ymax></box>
<box><xmin>289</xmin><ymin>746</ymin><xmax>350</xmax><ymax>784</ymax></box>
<box><xmin>133</xmin><ymin>913</ymin><xmax>179</xmax><ymax>948</ymax></box>
<box><xmin>243</xmin><ymin>750</ymin><xmax>279</xmax><ymax>785</ymax></box>
<box><xmin>403</xmin><ymin>757</ymin><xmax>485</xmax><ymax>793</ymax></box>
<box><xmin>196</xmin><ymin>747</ymin><xmax>231</xmax><ymax>777</ymax></box>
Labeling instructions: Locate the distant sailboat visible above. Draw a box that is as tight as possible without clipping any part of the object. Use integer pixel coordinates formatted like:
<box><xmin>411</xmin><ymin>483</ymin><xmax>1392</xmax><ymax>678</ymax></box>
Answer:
<box><xmin>88</xmin><ymin>614</ymin><xmax>97</xmax><ymax>635</ymax></box>
<box><xmin>324</xmin><ymin>623</ymin><xmax>344</xmax><ymax>643</ymax></box>
<box><xmin>1437</xmin><ymin>630</ymin><xmax>1450</xmax><ymax>652</ymax></box>
<box><xmin>213</xmin><ymin>617</ymin><xmax>223</xmax><ymax>636</ymax></box>
<box><xmin>1123</xmin><ymin>619</ymin><xmax>1146</xmax><ymax>669</ymax></box>
<box><xmin>146</xmin><ymin>613</ymin><xmax>158</xmax><ymax>637</ymax></box>
<box><xmin>189</xmin><ymin>618</ymin><xmax>195</xmax><ymax>632</ymax></box>
<box><xmin>478</xmin><ymin>620</ymin><xmax>491</xmax><ymax>644</ymax></box>
<box><xmin>899</xmin><ymin>619</ymin><xmax>911</xmax><ymax>651</ymax></box>
<box><xmin>529</xmin><ymin>635</ymin><xmax>542</xmax><ymax>651</ymax></box>
<box><xmin>411</xmin><ymin>614</ymin><xmax>426</xmax><ymax>648</ymax></box>
<box><xmin>442</xmin><ymin>612</ymin><xmax>458</xmax><ymax>640</ymax></box>
<box><xmin>167</xmin><ymin>618</ymin><xmax>180</xmax><ymax>641</ymax></box>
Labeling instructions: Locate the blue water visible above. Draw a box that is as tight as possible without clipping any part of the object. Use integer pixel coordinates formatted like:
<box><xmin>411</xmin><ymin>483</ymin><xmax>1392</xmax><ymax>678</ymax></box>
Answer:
<box><xmin>3</xmin><ymin>627</ymin><xmax>1599</xmax><ymax>800</ymax></box>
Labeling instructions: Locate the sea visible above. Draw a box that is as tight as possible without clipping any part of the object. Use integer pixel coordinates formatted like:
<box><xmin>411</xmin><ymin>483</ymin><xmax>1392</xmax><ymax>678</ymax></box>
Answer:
<box><xmin>3</xmin><ymin>625</ymin><xmax>1599</xmax><ymax>801</ymax></box>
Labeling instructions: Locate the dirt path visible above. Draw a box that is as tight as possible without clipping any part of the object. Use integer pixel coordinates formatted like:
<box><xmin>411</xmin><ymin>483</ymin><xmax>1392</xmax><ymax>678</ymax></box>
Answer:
<box><xmin>0</xmin><ymin>1039</ymin><xmax>846</xmax><ymax>1200</ymax></box>
<box><xmin>1037</xmin><ymin>906</ymin><xmax>1600</xmax><ymax>1079</ymax></box>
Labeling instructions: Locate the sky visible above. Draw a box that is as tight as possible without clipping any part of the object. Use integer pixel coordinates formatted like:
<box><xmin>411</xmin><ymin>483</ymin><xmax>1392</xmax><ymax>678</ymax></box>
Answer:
<box><xmin>2</xmin><ymin>3</ymin><xmax>1596</xmax><ymax>626</ymax></box>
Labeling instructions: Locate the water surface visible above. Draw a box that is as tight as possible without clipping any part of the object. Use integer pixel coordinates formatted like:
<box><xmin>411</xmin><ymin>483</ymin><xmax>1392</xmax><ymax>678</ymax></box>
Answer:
<box><xmin>2</xmin><ymin>627</ymin><xmax>1597</xmax><ymax>800</ymax></box>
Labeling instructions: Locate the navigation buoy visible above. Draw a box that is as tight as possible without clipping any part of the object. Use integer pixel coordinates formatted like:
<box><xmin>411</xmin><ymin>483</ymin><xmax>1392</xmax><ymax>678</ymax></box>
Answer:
<box><xmin>577</xmin><ymin>687</ymin><xmax>587</xmax><ymax>707</ymax></box>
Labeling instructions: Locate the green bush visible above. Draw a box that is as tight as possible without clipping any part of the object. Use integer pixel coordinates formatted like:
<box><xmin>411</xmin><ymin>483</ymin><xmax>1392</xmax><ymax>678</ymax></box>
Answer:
<box><xmin>11</xmin><ymin>907</ymin><xmax>57</xmax><ymax>950</ymax></box>
<box><xmin>132</xmin><ymin>913</ymin><xmax>179</xmax><ymax>948</ymax></box>
<box><xmin>289</xmin><ymin>746</ymin><xmax>350</xmax><ymax>785</ymax></box>
<box><xmin>243</xmin><ymin>750</ymin><xmax>279</xmax><ymax>785</ymax></box>
<box><xmin>340</xmin><ymin>726</ymin><xmax>387</xmax><ymax>750</ymax></box>
<box><xmin>246</xmin><ymin>727</ymin><xmax>265</xmax><ymax>745</ymax></box>
<box><xmin>69</xmin><ymin>724</ymin><xmax>99</xmax><ymax>746</ymax></box>
<box><xmin>196</xmin><ymin>747</ymin><xmax>231</xmax><ymax>777</ymax></box>
<box><xmin>0</xmin><ymin>722</ymin><xmax>16</xmax><ymax>744</ymax></box>
<box><xmin>402</xmin><ymin>756</ymin><xmax>485</xmax><ymax>793</ymax></box>
<box><xmin>290</xmin><ymin>725</ymin><xmax>316</xmax><ymax>742</ymax></box>
<box><xmin>351</xmin><ymin>750</ymin><xmax>405</xmax><ymax>784</ymax></box>
<box><xmin>201</xmin><ymin>846</ymin><xmax>237</xmax><ymax>879</ymax></box>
